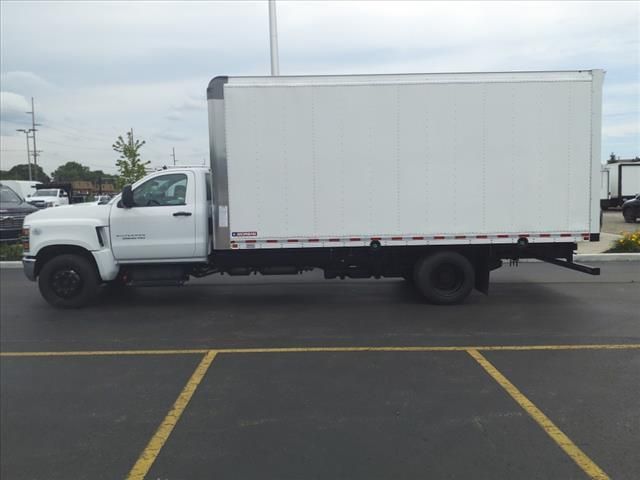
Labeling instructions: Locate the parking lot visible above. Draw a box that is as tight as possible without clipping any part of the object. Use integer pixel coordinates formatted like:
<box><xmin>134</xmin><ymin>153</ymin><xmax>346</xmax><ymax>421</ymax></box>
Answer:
<box><xmin>602</xmin><ymin>209</ymin><xmax>637</xmax><ymax>235</ymax></box>
<box><xmin>1</xmin><ymin>261</ymin><xmax>639</xmax><ymax>479</ymax></box>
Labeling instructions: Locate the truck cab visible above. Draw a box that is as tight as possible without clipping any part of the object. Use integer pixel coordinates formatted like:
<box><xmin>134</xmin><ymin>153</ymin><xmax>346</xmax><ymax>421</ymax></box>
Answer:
<box><xmin>22</xmin><ymin>167</ymin><xmax>212</xmax><ymax>307</ymax></box>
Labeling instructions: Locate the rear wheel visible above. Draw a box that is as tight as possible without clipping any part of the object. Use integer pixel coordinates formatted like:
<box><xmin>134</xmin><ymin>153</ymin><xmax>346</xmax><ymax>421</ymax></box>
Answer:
<box><xmin>38</xmin><ymin>254</ymin><xmax>99</xmax><ymax>308</ymax></box>
<box><xmin>413</xmin><ymin>251</ymin><xmax>474</xmax><ymax>305</ymax></box>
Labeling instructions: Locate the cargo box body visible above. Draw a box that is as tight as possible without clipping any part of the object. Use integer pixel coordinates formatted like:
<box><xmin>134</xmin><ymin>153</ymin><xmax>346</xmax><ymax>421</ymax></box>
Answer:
<box><xmin>208</xmin><ymin>71</ymin><xmax>604</xmax><ymax>250</ymax></box>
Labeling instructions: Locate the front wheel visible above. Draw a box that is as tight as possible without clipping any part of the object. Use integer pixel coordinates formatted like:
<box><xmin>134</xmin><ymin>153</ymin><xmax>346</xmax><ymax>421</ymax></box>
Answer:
<box><xmin>38</xmin><ymin>254</ymin><xmax>100</xmax><ymax>308</ymax></box>
<box><xmin>413</xmin><ymin>251</ymin><xmax>474</xmax><ymax>305</ymax></box>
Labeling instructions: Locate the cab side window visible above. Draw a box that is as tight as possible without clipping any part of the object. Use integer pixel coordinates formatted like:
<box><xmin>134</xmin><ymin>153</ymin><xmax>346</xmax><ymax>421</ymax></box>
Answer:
<box><xmin>132</xmin><ymin>173</ymin><xmax>188</xmax><ymax>207</ymax></box>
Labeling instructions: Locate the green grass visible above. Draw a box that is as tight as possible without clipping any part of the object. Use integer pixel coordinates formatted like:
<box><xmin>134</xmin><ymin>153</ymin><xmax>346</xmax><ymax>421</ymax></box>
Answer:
<box><xmin>0</xmin><ymin>243</ymin><xmax>23</xmax><ymax>261</ymax></box>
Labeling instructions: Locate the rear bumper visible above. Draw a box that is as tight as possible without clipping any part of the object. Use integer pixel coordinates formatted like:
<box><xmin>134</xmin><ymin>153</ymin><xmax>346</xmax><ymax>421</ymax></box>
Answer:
<box><xmin>22</xmin><ymin>257</ymin><xmax>36</xmax><ymax>281</ymax></box>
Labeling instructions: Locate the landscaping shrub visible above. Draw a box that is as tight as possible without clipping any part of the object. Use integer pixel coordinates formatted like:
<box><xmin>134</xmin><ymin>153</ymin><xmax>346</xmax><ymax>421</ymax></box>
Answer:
<box><xmin>606</xmin><ymin>231</ymin><xmax>640</xmax><ymax>253</ymax></box>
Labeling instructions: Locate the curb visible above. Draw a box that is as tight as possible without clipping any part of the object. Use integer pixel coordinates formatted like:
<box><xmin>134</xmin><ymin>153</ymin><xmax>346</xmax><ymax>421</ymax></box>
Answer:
<box><xmin>574</xmin><ymin>253</ymin><xmax>640</xmax><ymax>262</ymax></box>
<box><xmin>0</xmin><ymin>261</ymin><xmax>23</xmax><ymax>269</ymax></box>
<box><xmin>1</xmin><ymin>253</ymin><xmax>639</xmax><ymax>269</ymax></box>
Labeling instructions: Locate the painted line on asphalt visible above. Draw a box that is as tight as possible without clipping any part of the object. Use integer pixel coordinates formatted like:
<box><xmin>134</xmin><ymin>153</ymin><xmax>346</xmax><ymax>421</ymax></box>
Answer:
<box><xmin>1</xmin><ymin>344</ymin><xmax>639</xmax><ymax>357</ymax></box>
<box><xmin>126</xmin><ymin>350</ymin><xmax>217</xmax><ymax>480</ymax></box>
<box><xmin>467</xmin><ymin>349</ymin><xmax>610</xmax><ymax>480</ymax></box>
<box><xmin>0</xmin><ymin>349</ymin><xmax>209</xmax><ymax>357</ymax></box>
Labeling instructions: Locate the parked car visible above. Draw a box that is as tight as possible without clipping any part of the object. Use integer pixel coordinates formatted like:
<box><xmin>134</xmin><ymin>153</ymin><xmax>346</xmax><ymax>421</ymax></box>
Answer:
<box><xmin>0</xmin><ymin>183</ymin><xmax>37</xmax><ymax>243</ymax></box>
<box><xmin>622</xmin><ymin>194</ymin><xmax>640</xmax><ymax>223</ymax></box>
<box><xmin>94</xmin><ymin>195</ymin><xmax>113</xmax><ymax>204</ymax></box>
<box><xmin>26</xmin><ymin>188</ymin><xmax>70</xmax><ymax>209</ymax></box>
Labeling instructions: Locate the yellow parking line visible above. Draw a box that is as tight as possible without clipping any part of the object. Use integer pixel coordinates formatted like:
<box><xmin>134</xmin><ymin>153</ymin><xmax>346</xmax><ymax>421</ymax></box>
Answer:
<box><xmin>0</xmin><ymin>349</ymin><xmax>209</xmax><ymax>357</ymax></box>
<box><xmin>467</xmin><ymin>349</ymin><xmax>610</xmax><ymax>480</ymax></box>
<box><xmin>219</xmin><ymin>344</ymin><xmax>640</xmax><ymax>354</ymax></box>
<box><xmin>1</xmin><ymin>344</ymin><xmax>639</xmax><ymax>357</ymax></box>
<box><xmin>126</xmin><ymin>350</ymin><xmax>217</xmax><ymax>480</ymax></box>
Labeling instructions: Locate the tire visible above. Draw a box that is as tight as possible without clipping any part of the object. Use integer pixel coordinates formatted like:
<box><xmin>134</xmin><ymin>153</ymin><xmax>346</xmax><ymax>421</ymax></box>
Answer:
<box><xmin>623</xmin><ymin>208</ymin><xmax>635</xmax><ymax>223</ymax></box>
<box><xmin>38</xmin><ymin>254</ymin><xmax>100</xmax><ymax>308</ymax></box>
<box><xmin>413</xmin><ymin>251</ymin><xmax>474</xmax><ymax>305</ymax></box>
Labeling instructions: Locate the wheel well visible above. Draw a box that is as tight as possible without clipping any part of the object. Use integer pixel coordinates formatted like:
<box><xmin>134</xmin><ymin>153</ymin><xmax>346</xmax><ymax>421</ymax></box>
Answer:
<box><xmin>35</xmin><ymin>245</ymin><xmax>98</xmax><ymax>277</ymax></box>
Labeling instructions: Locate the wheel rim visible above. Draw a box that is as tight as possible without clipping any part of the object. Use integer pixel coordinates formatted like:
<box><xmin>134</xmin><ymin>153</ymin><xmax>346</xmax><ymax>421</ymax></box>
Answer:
<box><xmin>51</xmin><ymin>269</ymin><xmax>83</xmax><ymax>298</ymax></box>
<box><xmin>431</xmin><ymin>263</ymin><xmax>465</xmax><ymax>295</ymax></box>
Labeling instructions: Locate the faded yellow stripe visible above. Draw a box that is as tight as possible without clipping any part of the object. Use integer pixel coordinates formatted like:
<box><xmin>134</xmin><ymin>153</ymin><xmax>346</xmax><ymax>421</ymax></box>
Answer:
<box><xmin>219</xmin><ymin>344</ymin><xmax>640</xmax><ymax>354</ymax></box>
<box><xmin>126</xmin><ymin>350</ymin><xmax>217</xmax><ymax>480</ymax></box>
<box><xmin>0</xmin><ymin>349</ymin><xmax>209</xmax><ymax>357</ymax></box>
<box><xmin>0</xmin><ymin>343</ymin><xmax>639</xmax><ymax>357</ymax></box>
<box><xmin>467</xmin><ymin>349</ymin><xmax>610</xmax><ymax>480</ymax></box>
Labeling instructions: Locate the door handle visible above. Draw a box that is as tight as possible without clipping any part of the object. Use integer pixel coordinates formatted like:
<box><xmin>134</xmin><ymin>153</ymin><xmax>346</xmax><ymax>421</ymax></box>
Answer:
<box><xmin>173</xmin><ymin>211</ymin><xmax>192</xmax><ymax>217</ymax></box>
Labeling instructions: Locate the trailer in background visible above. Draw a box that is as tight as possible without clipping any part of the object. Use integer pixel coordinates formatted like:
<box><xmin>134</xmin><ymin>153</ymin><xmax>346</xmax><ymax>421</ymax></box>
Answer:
<box><xmin>600</xmin><ymin>167</ymin><xmax>610</xmax><ymax>209</ymax></box>
<box><xmin>602</xmin><ymin>161</ymin><xmax>640</xmax><ymax>208</ymax></box>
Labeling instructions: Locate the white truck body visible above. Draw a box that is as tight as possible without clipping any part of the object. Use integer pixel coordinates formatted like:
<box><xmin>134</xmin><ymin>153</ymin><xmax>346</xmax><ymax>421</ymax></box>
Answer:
<box><xmin>22</xmin><ymin>70</ymin><xmax>606</xmax><ymax>307</ymax></box>
<box><xmin>209</xmin><ymin>70</ymin><xmax>604</xmax><ymax>250</ymax></box>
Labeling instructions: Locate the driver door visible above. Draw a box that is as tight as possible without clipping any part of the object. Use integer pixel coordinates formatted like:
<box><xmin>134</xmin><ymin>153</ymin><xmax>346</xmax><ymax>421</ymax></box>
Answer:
<box><xmin>110</xmin><ymin>172</ymin><xmax>196</xmax><ymax>261</ymax></box>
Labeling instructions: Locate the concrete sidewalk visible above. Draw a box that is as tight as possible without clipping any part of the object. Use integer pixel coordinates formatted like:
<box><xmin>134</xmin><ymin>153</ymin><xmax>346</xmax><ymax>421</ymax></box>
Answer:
<box><xmin>577</xmin><ymin>232</ymin><xmax>620</xmax><ymax>254</ymax></box>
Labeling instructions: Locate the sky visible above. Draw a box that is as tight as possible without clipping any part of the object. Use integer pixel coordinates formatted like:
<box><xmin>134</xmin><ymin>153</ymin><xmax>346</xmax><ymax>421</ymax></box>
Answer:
<box><xmin>1</xmin><ymin>0</ymin><xmax>639</xmax><ymax>176</ymax></box>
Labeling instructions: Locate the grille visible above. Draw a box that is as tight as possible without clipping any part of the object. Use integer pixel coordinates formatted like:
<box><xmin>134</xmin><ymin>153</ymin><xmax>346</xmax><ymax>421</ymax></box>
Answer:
<box><xmin>0</xmin><ymin>214</ymin><xmax>26</xmax><ymax>229</ymax></box>
<box><xmin>29</xmin><ymin>201</ymin><xmax>46</xmax><ymax>209</ymax></box>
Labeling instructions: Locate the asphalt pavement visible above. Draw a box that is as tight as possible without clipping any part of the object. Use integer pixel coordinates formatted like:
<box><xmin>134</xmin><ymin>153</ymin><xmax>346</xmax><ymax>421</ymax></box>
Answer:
<box><xmin>1</xmin><ymin>262</ymin><xmax>639</xmax><ymax>479</ymax></box>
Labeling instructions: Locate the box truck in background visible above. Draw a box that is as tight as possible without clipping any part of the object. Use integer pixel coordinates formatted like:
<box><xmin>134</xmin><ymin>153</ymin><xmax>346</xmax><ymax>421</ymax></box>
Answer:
<box><xmin>600</xmin><ymin>168</ymin><xmax>610</xmax><ymax>210</ymax></box>
<box><xmin>0</xmin><ymin>180</ymin><xmax>42</xmax><ymax>200</ymax></box>
<box><xmin>602</xmin><ymin>161</ymin><xmax>640</xmax><ymax>208</ymax></box>
<box><xmin>22</xmin><ymin>70</ymin><xmax>604</xmax><ymax>308</ymax></box>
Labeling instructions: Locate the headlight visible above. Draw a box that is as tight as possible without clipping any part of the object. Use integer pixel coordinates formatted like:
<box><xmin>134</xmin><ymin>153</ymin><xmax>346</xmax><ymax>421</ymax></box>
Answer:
<box><xmin>46</xmin><ymin>201</ymin><xmax>55</xmax><ymax>207</ymax></box>
<box><xmin>21</xmin><ymin>227</ymin><xmax>30</xmax><ymax>252</ymax></box>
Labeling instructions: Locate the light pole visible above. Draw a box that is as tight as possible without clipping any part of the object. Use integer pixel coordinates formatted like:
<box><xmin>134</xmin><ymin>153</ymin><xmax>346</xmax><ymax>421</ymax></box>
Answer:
<box><xmin>25</xmin><ymin>98</ymin><xmax>40</xmax><ymax>175</ymax></box>
<box><xmin>268</xmin><ymin>0</ymin><xmax>280</xmax><ymax>76</ymax></box>
<box><xmin>16</xmin><ymin>129</ymin><xmax>33</xmax><ymax>181</ymax></box>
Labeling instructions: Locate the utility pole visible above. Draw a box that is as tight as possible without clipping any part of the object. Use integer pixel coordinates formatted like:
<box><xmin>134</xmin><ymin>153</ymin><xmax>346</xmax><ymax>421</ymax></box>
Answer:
<box><xmin>25</xmin><ymin>98</ymin><xmax>40</xmax><ymax>179</ymax></box>
<box><xmin>268</xmin><ymin>0</ymin><xmax>280</xmax><ymax>76</ymax></box>
<box><xmin>16</xmin><ymin>129</ymin><xmax>33</xmax><ymax>181</ymax></box>
<box><xmin>171</xmin><ymin>147</ymin><xmax>176</xmax><ymax>166</ymax></box>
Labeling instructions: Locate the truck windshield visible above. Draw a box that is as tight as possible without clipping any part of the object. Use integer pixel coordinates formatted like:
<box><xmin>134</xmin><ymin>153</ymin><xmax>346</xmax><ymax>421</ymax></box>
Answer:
<box><xmin>33</xmin><ymin>190</ymin><xmax>58</xmax><ymax>197</ymax></box>
<box><xmin>0</xmin><ymin>186</ymin><xmax>22</xmax><ymax>204</ymax></box>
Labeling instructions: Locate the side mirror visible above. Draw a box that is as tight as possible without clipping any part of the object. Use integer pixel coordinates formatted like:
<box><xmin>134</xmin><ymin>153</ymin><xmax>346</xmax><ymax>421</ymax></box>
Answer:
<box><xmin>121</xmin><ymin>185</ymin><xmax>134</xmax><ymax>208</ymax></box>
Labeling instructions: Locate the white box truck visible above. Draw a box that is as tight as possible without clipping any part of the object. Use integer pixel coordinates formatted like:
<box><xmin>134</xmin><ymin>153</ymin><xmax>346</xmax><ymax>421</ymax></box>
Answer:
<box><xmin>602</xmin><ymin>161</ymin><xmax>640</xmax><ymax>208</ymax></box>
<box><xmin>22</xmin><ymin>70</ymin><xmax>604</xmax><ymax>308</ymax></box>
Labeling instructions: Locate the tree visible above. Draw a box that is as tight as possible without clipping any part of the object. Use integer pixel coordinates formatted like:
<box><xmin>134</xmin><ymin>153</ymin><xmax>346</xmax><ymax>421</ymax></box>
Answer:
<box><xmin>112</xmin><ymin>130</ymin><xmax>149</xmax><ymax>187</ymax></box>
<box><xmin>0</xmin><ymin>164</ymin><xmax>51</xmax><ymax>183</ymax></box>
<box><xmin>51</xmin><ymin>161</ymin><xmax>92</xmax><ymax>182</ymax></box>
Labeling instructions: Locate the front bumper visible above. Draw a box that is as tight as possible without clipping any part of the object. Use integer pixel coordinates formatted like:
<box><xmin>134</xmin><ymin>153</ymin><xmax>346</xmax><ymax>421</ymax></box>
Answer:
<box><xmin>22</xmin><ymin>257</ymin><xmax>36</xmax><ymax>281</ymax></box>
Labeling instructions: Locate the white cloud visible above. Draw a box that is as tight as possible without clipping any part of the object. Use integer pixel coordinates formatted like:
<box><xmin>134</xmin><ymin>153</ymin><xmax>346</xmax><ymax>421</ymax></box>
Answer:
<box><xmin>0</xmin><ymin>0</ymin><xmax>638</xmax><ymax>172</ymax></box>
<box><xmin>603</xmin><ymin>122</ymin><xmax>640</xmax><ymax>139</ymax></box>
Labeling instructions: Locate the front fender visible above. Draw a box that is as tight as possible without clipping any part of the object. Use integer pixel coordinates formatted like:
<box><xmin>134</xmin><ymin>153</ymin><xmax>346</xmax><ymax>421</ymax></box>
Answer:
<box><xmin>28</xmin><ymin>219</ymin><xmax>104</xmax><ymax>254</ymax></box>
<box><xmin>26</xmin><ymin>219</ymin><xmax>120</xmax><ymax>282</ymax></box>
